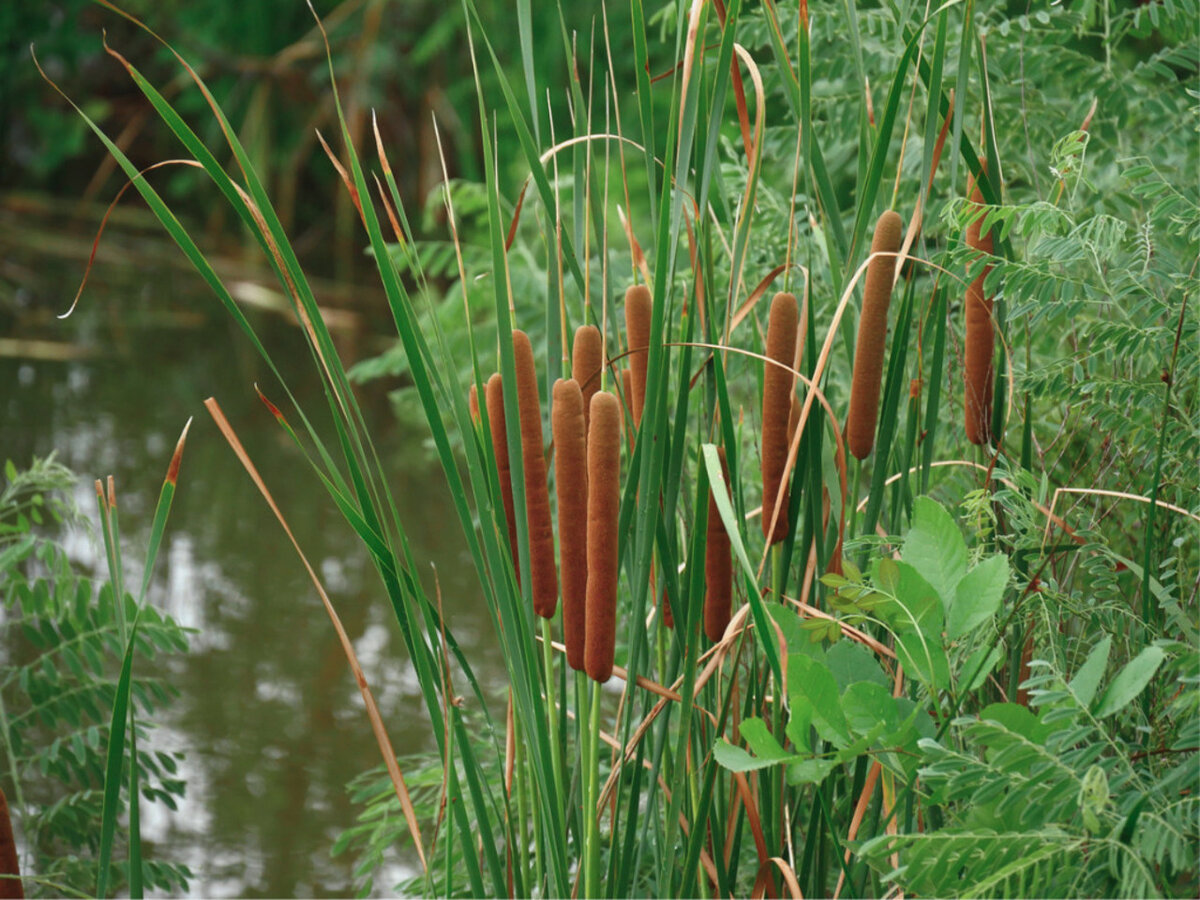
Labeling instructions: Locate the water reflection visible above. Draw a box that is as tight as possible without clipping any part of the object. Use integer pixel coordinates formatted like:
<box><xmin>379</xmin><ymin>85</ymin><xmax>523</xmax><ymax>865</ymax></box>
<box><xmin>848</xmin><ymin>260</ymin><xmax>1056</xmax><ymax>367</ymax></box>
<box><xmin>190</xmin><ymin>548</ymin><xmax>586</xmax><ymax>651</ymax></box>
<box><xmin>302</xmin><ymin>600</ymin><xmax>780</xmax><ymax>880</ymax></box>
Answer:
<box><xmin>2</xmin><ymin>229</ymin><xmax>503</xmax><ymax>896</ymax></box>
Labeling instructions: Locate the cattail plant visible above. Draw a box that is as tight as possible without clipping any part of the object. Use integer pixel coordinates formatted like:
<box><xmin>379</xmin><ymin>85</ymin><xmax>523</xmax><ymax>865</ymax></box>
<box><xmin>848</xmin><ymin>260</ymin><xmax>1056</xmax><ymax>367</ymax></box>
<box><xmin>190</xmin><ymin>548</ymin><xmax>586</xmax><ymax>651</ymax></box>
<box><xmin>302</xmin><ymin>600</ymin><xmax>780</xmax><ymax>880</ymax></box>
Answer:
<box><xmin>761</xmin><ymin>292</ymin><xmax>799</xmax><ymax>545</ymax></box>
<box><xmin>552</xmin><ymin>378</ymin><xmax>588</xmax><ymax>672</ymax></box>
<box><xmin>0</xmin><ymin>786</ymin><xmax>21</xmax><ymax>900</ymax></box>
<box><xmin>624</xmin><ymin>284</ymin><xmax>652</xmax><ymax>429</ymax></box>
<box><xmin>485</xmin><ymin>373</ymin><xmax>520</xmax><ymax>571</ymax></box>
<box><xmin>847</xmin><ymin>210</ymin><xmax>904</xmax><ymax>460</ymax></box>
<box><xmin>704</xmin><ymin>446</ymin><xmax>733</xmax><ymax>643</ymax></box>
<box><xmin>620</xmin><ymin>368</ymin><xmax>635</xmax><ymax>448</ymax></box>
<box><xmin>512</xmin><ymin>330</ymin><xmax>559</xmax><ymax>618</ymax></box>
<box><xmin>964</xmin><ymin>168</ymin><xmax>995</xmax><ymax>446</ymax></box>
<box><xmin>572</xmin><ymin>324</ymin><xmax>603</xmax><ymax>437</ymax></box>
<box><xmin>585</xmin><ymin>391</ymin><xmax>620</xmax><ymax>683</ymax></box>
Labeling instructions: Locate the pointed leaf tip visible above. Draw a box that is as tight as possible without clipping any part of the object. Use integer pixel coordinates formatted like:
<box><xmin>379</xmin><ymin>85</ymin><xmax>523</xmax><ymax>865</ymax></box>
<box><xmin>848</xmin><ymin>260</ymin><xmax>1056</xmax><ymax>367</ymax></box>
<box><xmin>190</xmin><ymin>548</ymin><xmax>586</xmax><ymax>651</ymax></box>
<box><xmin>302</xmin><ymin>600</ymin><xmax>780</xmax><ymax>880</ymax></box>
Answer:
<box><xmin>254</xmin><ymin>384</ymin><xmax>285</xmax><ymax>421</ymax></box>
<box><xmin>166</xmin><ymin>417</ymin><xmax>193</xmax><ymax>486</ymax></box>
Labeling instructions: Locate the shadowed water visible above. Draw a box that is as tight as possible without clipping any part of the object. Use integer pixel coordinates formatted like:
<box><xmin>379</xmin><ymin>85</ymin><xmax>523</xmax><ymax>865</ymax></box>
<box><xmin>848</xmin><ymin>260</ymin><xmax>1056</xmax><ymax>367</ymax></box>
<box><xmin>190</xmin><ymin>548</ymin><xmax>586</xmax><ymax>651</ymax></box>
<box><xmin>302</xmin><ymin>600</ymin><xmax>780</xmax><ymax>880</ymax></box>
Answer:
<box><xmin>1</xmin><ymin>222</ymin><xmax>503</xmax><ymax>897</ymax></box>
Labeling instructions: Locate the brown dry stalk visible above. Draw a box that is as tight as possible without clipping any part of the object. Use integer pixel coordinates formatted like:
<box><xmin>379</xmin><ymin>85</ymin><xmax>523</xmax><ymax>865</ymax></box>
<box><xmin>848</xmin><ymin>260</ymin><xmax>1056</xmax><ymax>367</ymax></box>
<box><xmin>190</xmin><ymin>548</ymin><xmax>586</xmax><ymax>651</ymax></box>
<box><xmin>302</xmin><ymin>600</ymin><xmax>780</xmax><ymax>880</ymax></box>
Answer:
<box><xmin>512</xmin><ymin>330</ymin><xmax>559</xmax><ymax>618</ymax></box>
<box><xmin>762</xmin><ymin>292</ymin><xmax>799</xmax><ymax>544</ymax></box>
<box><xmin>705</xmin><ymin>446</ymin><xmax>733</xmax><ymax>643</ymax></box>
<box><xmin>847</xmin><ymin>210</ymin><xmax>904</xmax><ymax>460</ymax></box>
<box><xmin>485</xmin><ymin>374</ymin><xmax>520</xmax><ymax>575</ymax></box>
<box><xmin>552</xmin><ymin>378</ymin><xmax>589</xmax><ymax>671</ymax></box>
<box><xmin>572</xmin><ymin>324</ymin><xmax>604</xmax><ymax>437</ymax></box>
<box><xmin>586</xmin><ymin>391</ymin><xmax>621</xmax><ymax>683</ymax></box>
<box><xmin>624</xmin><ymin>284</ymin><xmax>652</xmax><ymax>428</ymax></box>
<box><xmin>0</xmin><ymin>786</ymin><xmax>21</xmax><ymax>899</ymax></box>
<box><xmin>965</xmin><ymin>167</ymin><xmax>996</xmax><ymax>445</ymax></box>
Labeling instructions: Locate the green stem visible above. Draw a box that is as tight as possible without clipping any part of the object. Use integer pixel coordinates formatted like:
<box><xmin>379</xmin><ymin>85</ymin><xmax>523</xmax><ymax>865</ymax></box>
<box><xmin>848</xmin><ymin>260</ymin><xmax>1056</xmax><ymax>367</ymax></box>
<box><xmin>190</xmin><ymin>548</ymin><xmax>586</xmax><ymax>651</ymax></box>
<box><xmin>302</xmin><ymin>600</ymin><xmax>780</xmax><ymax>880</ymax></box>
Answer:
<box><xmin>541</xmin><ymin>617</ymin><xmax>566</xmax><ymax>823</ymax></box>
<box><xmin>584</xmin><ymin>678</ymin><xmax>603</xmax><ymax>899</ymax></box>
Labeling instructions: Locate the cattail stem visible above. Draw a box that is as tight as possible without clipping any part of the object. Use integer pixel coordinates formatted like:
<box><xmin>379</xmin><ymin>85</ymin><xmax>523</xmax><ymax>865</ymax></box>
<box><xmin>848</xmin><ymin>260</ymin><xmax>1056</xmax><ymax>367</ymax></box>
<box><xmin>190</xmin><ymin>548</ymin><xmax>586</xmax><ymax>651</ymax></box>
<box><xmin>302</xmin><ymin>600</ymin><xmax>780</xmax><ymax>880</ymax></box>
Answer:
<box><xmin>762</xmin><ymin>292</ymin><xmax>799</xmax><ymax>545</ymax></box>
<box><xmin>513</xmin><ymin>330</ymin><xmax>559</xmax><ymax>618</ymax></box>
<box><xmin>847</xmin><ymin>210</ymin><xmax>905</xmax><ymax>460</ymax></box>
<box><xmin>583</xmin><ymin>678</ymin><xmax>603</xmax><ymax>899</ymax></box>
<box><xmin>540</xmin><ymin>616</ymin><xmax>565</xmax><ymax>835</ymax></box>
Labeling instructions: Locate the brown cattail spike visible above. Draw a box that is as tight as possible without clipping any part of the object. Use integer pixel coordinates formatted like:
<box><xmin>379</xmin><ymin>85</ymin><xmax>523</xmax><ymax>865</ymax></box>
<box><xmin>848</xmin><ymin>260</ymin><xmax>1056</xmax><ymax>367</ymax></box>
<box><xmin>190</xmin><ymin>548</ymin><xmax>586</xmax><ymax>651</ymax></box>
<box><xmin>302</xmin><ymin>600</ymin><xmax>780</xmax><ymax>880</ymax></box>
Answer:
<box><xmin>552</xmin><ymin>379</ymin><xmax>588</xmax><ymax>671</ymax></box>
<box><xmin>0</xmin><ymin>785</ymin><xmax>21</xmax><ymax>899</ymax></box>
<box><xmin>847</xmin><ymin>210</ymin><xmax>904</xmax><ymax>461</ymax></box>
<box><xmin>624</xmin><ymin>285</ymin><xmax>652</xmax><ymax>429</ymax></box>
<box><xmin>485</xmin><ymin>374</ymin><xmax>520</xmax><ymax>576</ymax></box>
<box><xmin>468</xmin><ymin>383</ymin><xmax>480</xmax><ymax>425</ymax></box>
<box><xmin>964</xmin><ymin>168</ymin><xmax>995</xmax><ymax>446</ymax></box>
<box><xmin>512</xmin><ymin>331</ymin><xmax>559</xmax><ymax>618</ymax></box>
<box><xmin>572</xmin><ymin>325</ymin><xmax>604</xmax><ymax>437</ymax></box>
<box><xmin>585</xmin><ymin>392</ymin><xmax>621</xmax><ymax>683</ymax></box>
<box><xmin>704</xmin><ymin>447</ymin><xmax>733</xmax><ymax>643</ymax></box>
<box><xmin>762</xmin><ymin>292</ymin><xmax>799</xmax><ymax>545</ymax></box>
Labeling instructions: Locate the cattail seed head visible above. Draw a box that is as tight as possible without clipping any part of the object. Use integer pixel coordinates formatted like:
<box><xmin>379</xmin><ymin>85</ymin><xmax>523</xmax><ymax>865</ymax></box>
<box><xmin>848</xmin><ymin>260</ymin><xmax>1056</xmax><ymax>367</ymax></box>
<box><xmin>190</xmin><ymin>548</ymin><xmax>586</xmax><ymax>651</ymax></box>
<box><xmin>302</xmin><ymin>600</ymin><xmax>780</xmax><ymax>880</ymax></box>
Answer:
<box><xmin>485</xmin><ymin>374</ymin><xmax>520</xmax><ymax>575</ymax></box>
<box><xmin>624</xmin><ymin>285</ymin><xmax>652</xmax><ymax>429</ymax></box>
<box><xmin>512</xmin><ymin>330</ymin><xmax>559</xmax><ymax>618</ymax></box>
<box><xmin>0</xmin><ymin>785</ymin><xmax>21</xmax><ymax>900</ymax></box>
<box><xmin>847</xmin><ymin>209</ymin><xmax>904</xmax><ymax>460</ymax></box>
<box><xmin>964</xmin><ymin>169</ymin><xmax>995</xmax><ymax>446</ymax></box>
<box><xmin>468</xmin><ymin>383</ymin><xmax>480</xmax><ymax>425</ymax></box>
<box><xmin>704</xmin><ymin>447</ymin><xmax>733</xmax><ymax>643</ymax></box>
<box><xmin>762</xmin><ymin>292</ymin><xmax>799</xmax><ymax>544</ymax></box>
<box><xmin>585</xmin><ymin>391</ymin><xmax>621</xmax><ymax>683</ymax></box>
<box><xmin>552</xmin><ymin>378</ymin><xmax>588</xmax><ymax>671</ymax></box>
<box><xmin>572</xmin><ymin>325</ymin><xmax>604</xmax><ymax>437</ymax></box>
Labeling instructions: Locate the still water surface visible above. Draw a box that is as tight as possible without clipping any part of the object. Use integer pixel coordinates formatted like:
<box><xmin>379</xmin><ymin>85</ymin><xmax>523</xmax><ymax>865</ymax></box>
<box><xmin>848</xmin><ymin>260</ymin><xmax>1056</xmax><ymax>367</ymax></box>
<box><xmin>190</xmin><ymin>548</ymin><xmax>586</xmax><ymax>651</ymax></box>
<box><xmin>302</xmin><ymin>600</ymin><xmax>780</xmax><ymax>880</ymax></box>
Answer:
<box><xmin>2</xmin><ymin>220</ymin><xmax>501</xmax><ymax>897</ymax></box>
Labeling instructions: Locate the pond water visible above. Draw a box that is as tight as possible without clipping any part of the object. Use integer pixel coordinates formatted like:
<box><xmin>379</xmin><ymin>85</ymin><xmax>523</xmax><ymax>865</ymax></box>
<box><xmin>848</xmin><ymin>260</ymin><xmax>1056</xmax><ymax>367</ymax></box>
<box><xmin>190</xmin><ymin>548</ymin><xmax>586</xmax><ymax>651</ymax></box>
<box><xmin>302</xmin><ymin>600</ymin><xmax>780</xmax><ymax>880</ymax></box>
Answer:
<box><xmin>1</xmin><ymin>209</ymin><xmax>501</xmax><ymax>897</ymax></box>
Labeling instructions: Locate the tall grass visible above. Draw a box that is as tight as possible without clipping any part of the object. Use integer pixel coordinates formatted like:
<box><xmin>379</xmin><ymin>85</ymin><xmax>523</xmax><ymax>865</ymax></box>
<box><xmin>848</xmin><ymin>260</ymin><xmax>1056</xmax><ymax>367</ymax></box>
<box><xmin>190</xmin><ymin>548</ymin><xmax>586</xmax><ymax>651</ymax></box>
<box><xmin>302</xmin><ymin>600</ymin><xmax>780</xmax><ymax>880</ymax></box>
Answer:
<box><xmin>49</xmin><ymin>0</ymin><xmax>1199</xmax><ymax>897</ymax></box>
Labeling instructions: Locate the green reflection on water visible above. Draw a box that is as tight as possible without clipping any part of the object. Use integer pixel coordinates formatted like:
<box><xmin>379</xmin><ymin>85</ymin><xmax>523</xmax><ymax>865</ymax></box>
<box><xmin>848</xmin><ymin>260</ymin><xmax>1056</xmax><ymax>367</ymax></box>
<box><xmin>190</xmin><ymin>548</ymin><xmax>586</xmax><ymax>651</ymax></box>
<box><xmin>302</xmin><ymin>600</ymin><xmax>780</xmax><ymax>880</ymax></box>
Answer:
<box><xmin>2</xmin><ymin>234</ymin><xmax>503</xmax><ymax>897</ymax></box>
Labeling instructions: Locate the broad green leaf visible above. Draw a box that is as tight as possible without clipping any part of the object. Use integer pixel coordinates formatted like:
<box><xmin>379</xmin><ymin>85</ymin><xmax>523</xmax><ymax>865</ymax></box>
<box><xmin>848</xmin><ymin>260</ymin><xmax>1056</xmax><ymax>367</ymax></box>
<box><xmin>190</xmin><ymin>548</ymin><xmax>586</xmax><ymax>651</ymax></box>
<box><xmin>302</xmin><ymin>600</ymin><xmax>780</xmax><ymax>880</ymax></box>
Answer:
<box><xmin>978</xmin><ymin>703</ymin><xmax>1054</xmax><ymax>745</ymax></box>
<box><xmin>785</xmin><ymin>757</ymin><xmax>838</xmax><ymax>785</ymax></box>
<box><xmin>788</xmin><ymin>654</ymin><xmax>850</xmax><ymax>747</ymax></box>
<box><xmin>896</xmin><ymin>630</ymin><xmax>950</xmax><ymax>694</ymax></box>
<box><xmin>902</xmin><ymin>497</ymin><xmax>968</xmax><ymax>610</ymax></box>
<box><xmin>785</xmin><ymin>696</ymin><xmax>814</xmax><ymax>754</ymax></box>
<box><xmin>874</xmin><ymin>561</ymin><xmax>943</xmax><ymax>636</ymax></box>
<box><xmin>1095</xmin><ymin>645</ymin><xmax>1166</xmax><ymax>718</ymax></box>
<box><xmin>826</xmin><ymin>640</ymin><xmax>889</xmax><ymax>694</ymax></box>
<box><xmin>842</xmin><ymin>681</ymin><xmax>898</xmax><ymax>737</ymax></box>
<box><xmin>1069</xmin><ymin>635</ymin><xmax>1112</xmax><ymax>709</ymax></box>
<box><xmin>713</xmin><ymin>738</ymin><xmax>787</xmax><ymax>773</ymax></box>
<box><xmin>948</xmin><ymin>554</ymin><xmax>1010</xmax><ymax>639</ymax></box>
<box><xmin>739</xmin><ymin>718</ymin><xmax>793</xmax><ymax>762</ymax></box>
<box><xmin>962</xmin><ymin>644</ymin><xmax>1004</xmax><ymax>692</ymax></box>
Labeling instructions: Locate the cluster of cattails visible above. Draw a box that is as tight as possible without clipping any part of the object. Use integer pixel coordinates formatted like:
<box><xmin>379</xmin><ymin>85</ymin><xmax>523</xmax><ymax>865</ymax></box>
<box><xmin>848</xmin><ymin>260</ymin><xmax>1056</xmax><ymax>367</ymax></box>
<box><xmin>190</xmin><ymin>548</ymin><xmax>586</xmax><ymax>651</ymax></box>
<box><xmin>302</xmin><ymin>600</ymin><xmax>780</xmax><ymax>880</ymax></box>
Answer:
<box><xmin>964</xmin><ymin>167</ymin><xmax>995</xmax><ymax>445</ymax></box>
<box><xmin>474</xmin><ymin>288</ymin><xmax>740</xmax><ymax>682</ymax></box>
<box><xmin>477</xmin><ymin>329</ymin><xmax>623</xmax><ymax>683</ymax></box>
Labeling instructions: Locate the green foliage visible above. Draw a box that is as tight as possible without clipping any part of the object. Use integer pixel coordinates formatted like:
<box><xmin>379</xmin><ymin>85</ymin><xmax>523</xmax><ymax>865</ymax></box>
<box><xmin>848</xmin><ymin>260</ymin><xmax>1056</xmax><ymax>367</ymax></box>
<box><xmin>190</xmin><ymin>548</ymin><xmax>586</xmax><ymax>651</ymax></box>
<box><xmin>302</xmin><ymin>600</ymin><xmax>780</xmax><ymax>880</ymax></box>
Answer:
<box><xmin>0</xmin><ymin>456</ymin><xmax>192</xmax><ymax>898</ymax></box>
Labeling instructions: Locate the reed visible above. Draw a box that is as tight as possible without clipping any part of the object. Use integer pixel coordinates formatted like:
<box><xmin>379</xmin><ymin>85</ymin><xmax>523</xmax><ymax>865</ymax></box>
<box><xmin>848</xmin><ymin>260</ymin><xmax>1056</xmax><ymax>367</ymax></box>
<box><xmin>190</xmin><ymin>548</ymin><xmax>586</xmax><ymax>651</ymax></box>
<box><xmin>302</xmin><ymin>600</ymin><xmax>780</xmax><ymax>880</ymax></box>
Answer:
<box><xmin>551</xmin><ymin>378</ymin><xmax>588</xmax><ymax>671</ymax></box>
<box><xmin>847</xmin><ymin>210</ymin><xmax>904</xmax><ymax>460</ymax></box>
<box><xmin>512</xmin><ymin>330</ymin><xmax>559</xmax><ymax>618</ymax></box>
<box><xmin>584</xmin><ymin>391</ymin><xmax>620</xmax><ymax>683</ymax></box>
<box><xmin>964</xmin><ymin>169</ymin><xmax>995</xmax><ymax>446</ymax></box>
<box><xmin>624</xmin><ymin>285</ymin><xmax>652</xmax><ymax>429</ymax></box>
<box><xmin>704</xmin><ymin>446</ymin><xmax>732</xmax><ymax>644</ymax></box>
<box><xmin>485</xmin><ymin>373</ymin><xmax>520</xmax><ymax>571</ymax></box>
<box><xmin>572</xmin><ymin>325</ymin><xmax>604</xmax><ymax>437</ymax></box>
<box><xmin>762</xmin><ymin>292</ymin><xmax>799</xmax><ymax>545</ymax></box>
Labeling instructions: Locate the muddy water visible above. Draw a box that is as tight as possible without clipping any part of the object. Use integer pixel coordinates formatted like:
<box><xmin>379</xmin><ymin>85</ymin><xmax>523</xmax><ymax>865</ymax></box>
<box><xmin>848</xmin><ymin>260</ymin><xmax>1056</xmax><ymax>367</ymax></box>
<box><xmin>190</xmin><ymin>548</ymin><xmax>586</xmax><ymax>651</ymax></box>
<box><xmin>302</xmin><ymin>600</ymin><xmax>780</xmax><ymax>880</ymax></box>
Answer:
<box><xmin>1</xmin><ymin>220</ymin><xmax>502</xmax><ymax>897</ymax></box>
